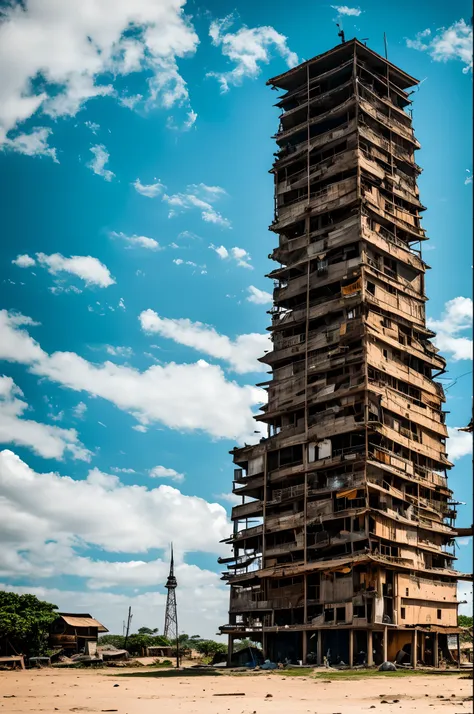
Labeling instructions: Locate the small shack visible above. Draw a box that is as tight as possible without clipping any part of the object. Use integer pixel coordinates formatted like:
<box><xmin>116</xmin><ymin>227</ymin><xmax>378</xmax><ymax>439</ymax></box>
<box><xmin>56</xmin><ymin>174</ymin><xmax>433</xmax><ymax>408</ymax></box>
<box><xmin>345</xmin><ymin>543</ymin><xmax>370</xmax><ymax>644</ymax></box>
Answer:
<box><xmin>230</xmin><ymin>646</ymin><xmax>264</xmax><ymax>668</ymax></box>
<box><xmin>49</xmin><ymin>613</ymin><xmax>108</xmax><ymax>655</ymax></box>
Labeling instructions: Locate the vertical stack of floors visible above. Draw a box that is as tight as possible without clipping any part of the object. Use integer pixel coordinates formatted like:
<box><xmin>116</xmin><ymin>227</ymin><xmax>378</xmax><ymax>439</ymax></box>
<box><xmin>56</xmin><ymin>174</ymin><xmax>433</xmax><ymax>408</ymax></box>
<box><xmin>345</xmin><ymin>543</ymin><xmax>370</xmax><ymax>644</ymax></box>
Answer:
<box><xmin>219</xmin><ymin>39</ymin><xmax>469</xmax><ymax>668</ymax></box>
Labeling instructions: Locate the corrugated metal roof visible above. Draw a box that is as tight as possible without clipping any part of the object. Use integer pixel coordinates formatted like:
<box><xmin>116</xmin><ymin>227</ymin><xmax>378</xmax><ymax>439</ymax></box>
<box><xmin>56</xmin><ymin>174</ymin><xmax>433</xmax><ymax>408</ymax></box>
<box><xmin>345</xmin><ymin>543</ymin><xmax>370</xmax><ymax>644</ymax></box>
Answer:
<box><xmin>410</xmin><ymin>625</ymin><xmax>464</xmax><ymax>635</ymax></box>
<box><xmin>59</xmin><ymin>614</ymin><xmax>108</xmax><ymax>632</ymax></box>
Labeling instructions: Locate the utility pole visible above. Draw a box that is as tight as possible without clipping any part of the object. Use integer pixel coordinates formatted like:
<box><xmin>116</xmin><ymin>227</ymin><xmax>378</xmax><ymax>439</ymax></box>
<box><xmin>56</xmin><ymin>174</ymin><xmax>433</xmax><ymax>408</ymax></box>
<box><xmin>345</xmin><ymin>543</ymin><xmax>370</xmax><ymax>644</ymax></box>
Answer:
<box><xmin>164</xmin><ymin>544</ymin><xmax>179</xmax><ymax>668</ymax></box>
<box><xmin>124</xmin><ymin>606</ymin><xmax>132</xmax><ymax>651</ymax></box>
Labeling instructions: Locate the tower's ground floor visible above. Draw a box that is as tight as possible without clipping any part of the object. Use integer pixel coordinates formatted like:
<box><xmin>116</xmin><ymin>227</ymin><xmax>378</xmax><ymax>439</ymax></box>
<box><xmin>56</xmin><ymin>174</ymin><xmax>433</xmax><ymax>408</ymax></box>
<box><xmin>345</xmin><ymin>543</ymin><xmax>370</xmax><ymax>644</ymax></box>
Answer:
<box><xmin>226</xmin><ymin>625</ymin><xmax>463</xmax><ymax>668</ymax></box>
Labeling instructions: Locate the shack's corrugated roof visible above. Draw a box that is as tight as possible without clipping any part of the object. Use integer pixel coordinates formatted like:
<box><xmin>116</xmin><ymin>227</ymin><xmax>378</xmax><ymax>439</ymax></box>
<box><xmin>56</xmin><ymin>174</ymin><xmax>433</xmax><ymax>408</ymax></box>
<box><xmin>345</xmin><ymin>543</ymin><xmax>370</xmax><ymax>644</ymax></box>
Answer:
<box><xmin>408</xmin><ymin>625</ymin><xmax>464</xmax><ymax>635</ymax></box>
<box><xmin>58</xmin><ymin>613</ymin><xmax>108</xmax><ymax>632</ymax></box>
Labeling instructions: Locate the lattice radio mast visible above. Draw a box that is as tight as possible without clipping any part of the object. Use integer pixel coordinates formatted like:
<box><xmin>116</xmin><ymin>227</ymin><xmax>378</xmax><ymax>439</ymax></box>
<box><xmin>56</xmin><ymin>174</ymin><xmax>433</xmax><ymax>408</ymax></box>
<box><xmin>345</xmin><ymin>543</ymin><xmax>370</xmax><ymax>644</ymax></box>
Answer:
<box><xmin>163</xmin><ymin>543</ymin><xmax>179</xmax><ymax>667</ymax></box>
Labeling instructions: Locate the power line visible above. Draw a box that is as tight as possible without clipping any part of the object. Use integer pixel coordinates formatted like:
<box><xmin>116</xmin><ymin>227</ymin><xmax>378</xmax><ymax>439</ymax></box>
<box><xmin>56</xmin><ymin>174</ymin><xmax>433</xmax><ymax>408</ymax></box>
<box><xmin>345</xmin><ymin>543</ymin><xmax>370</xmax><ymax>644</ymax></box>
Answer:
<box><xmin>444</xmin><ymin>370</ymin><xmax>472</xmax><ymax>392</ymax></box>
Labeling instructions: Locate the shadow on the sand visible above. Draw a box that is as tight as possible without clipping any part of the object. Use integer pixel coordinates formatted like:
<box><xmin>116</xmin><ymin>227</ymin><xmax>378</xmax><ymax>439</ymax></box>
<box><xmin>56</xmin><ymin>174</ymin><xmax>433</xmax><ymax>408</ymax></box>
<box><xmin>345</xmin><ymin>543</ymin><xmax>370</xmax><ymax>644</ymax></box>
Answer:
<box><xmin>112</xmin><ymin>668</ymin><xmax>224</xmax><ymax>678</ymax></box>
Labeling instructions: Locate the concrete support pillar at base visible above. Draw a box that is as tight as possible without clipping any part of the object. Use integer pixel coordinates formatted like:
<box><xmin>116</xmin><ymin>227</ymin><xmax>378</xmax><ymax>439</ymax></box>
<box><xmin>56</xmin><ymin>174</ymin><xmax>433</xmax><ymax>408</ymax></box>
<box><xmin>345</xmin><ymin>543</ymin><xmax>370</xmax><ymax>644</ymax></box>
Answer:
<box><xmin>349</xmin><ymin>629</ymin><xmax>354</xmax><ymax>667</ymax></box>
<box><xmin>412</xmin><ymin>629</ymin><xmax>418</xmax><ymax>669</ymax></box>
<box><xmin>302</xmin><ymin>631</ymin><xmax>307</xmax><ymax>665</ymax></box>
<box><xmin>457</xmin><ymin>634</ymin><xmax>461</xmax><ymax>668</ymax></box>
<box><xmin>420</xmin><ymin>632</ymin><xmax>425</xmax><ymax>664</ymax></box>
<box><xmin>262</xmin><ymin>632</ymin><xmax>267</xmax><ymax>661</ymax></box>
<box><xmin>367</xmin><ymin>630</ymin><xmax>373</xmax><ymax>666</ymax></box>
<box><xmin>227</xmin><ymin>635</ymin><xmax>233</xmax><ymax>667</ymax></box>
<box><xmin>434</xmin><ymin>632</ymin><xmax>439</xmax><ymax>668</ymax></box>
<box><xmin>317</xmin><ymin>630</ymin><xmax>322</xmax><ymax>666</ymax></box>
<box><xmin>383</xmin><ymin>626</ymin><xmax>388</xmax><ymax>663</ymax></box>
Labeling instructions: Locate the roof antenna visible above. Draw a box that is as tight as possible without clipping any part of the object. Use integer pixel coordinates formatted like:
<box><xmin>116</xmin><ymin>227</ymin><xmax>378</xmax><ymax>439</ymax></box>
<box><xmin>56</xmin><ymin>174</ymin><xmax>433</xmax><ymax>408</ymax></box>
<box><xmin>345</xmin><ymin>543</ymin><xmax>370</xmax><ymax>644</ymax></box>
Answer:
<box><xmin>336</xmin><ymin>22</ymin><xmax>345</xmax><ymax>44</ymax></box>
<box><xmin>383</xmin><ymin>32</ymin><xmax>388</xmax><ymax>59</ymax></box>
<box><xmin>361</xmin><ymin>37</ymin><xmax>369</xmax><ymax>47</ymax></box>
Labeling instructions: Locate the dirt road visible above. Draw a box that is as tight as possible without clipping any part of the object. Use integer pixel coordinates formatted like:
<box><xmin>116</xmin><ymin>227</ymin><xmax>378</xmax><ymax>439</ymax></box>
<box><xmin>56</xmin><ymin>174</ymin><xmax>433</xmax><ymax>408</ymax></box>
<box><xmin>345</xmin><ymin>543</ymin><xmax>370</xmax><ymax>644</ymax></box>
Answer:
<box><xmin>0</xmin><ymin>667</ymin><xmax>471</xmax><ymax>713</ymax></box>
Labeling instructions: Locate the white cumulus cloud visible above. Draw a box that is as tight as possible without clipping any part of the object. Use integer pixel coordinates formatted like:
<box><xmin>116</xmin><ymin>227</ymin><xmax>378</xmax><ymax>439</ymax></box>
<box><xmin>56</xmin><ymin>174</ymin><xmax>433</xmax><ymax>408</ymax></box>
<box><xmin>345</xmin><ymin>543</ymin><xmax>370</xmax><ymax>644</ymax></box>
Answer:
<box><xmin>427</xmin><ymin>297</ymin><xmax>473</xmax><ymax>361</ymax></box>
<box><xmin>247</xmin><ymin>285</ymin><xmax>273</xmax><ymax>304</ymax></box>
<box><xmin>139</xmin><ymin>309</ymin><xmax>269</xmax><ymax>374</ymax></box>
<box><xmin>110</xmin><ymin>231</ymin><xmax>161</xmax><ymax>250</ymax></box>
<box><xmin>447</xmin><ymin>427</ymin><xmax>473</xmax><ymax>461</ymax></box>
<box><xmin>73</xmin><ymin>401</ymin><xmax>88</xmax><ymax>419</ymax></box>
<box><xmin>31</xmin><ymin>253</ymin><xmax>115</xmax><ymax>288</ymax></box>
<box><xmin>331</xmin><ymin>5</ymin><xmax>362</xmax><ymax>16</ymax></box>
<box><xmin>210</xmin><ymin>244</ymin><xmax>252</xmax><ymax>269</ymax></box>
<box><xmin>12</xmin><ymin>254</ymin><xmax>36</xmax><ymax>268</ymax></box>
<box><xmin>0</xmin><ymin>376</ymin><xmax>90</xmax><ymax>461</ymax></box>
<box><xmin>87</xmin><ymin>144</ymin><xmax>115</xmax><ymax>182</ymax></box>
<box><xmin>3</xmin><ymin>127</ymin><xmax>58</xmax><ymax>161</ymax></box>
<box><xmin>0</xmin><ymin>448</ymin><xmax>232</xmax><ymax>636</ymax></box>
<box><xmin>163</xmin><ymin>183</ymin><xmax>231</xmax><ymax>227</ymax></box>
<box><xmin>0</xmin><ymin>449</ymin><xmax>229</xmax><ymax>557</ymax></box>
<box><xmin>0</xmin><ymin>1</ymin><xmax>199</xmax><ymax>146</ymax></box>
<box><xmin>132</xmin><ymin>178</ymin><xmax>165</xmax><ymax>197</ymax></box>
<box><xmin>0</xmin><ymin>309</ymin><xmax>265</xmax><ymax>442</ymax></box>
<box><xmin>149</xmin><ymin>465</ymin><xmax>185</xmax><ymax>483</ymax></box>
<box><xmin>207</xmin><ymin>14</ymin><xmax>298</xmax><ymax>93</ymax></box>
<box><xmin>406</xmin><ymin>19</ymin><xmax>473</xmax><ymax>74</ymax></box>
<box><xmin>214</xmin><ymin>492</ymin><xmax>241</xmax><ymax>505</ymax></box>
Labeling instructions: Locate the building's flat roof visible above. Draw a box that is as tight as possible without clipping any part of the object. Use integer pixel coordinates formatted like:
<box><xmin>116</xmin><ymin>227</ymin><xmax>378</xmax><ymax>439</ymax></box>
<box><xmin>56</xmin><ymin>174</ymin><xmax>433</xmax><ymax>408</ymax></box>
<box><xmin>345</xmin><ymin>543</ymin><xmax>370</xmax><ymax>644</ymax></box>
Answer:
<box><xmin>267</xmin><ymin>38</ymin><xmax>418</xmax><ymax>91</ymax></box>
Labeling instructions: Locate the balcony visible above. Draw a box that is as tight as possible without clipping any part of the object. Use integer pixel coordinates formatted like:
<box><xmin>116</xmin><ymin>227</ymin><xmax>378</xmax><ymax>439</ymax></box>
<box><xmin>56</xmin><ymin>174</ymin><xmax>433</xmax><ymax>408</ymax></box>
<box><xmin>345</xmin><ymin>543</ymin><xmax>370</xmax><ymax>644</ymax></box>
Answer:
<box><xmin>275</xmin><ymin>95</ymin><xmax>355</xmax><ymax>143</ymax></box>
<box><xmin>231</xmin><ymin>524</ymin><xmax>263</xmax><ymax>542</ymax></box>
<box><xmin>268</xmin><ymin>483</ymin><xmax>305</xmax><ymax>505</ymax></box>
<box><xmin>359</xmin><ymin>97</ymin><xmax>419</xmax><ymax>147</ymax></box>
<box><xmin>273</xmin><ymin>255</ymin><xmax>361</xmax><ymax>304</ymax></box>
<box><xmin>273</xmin><ymin>118</ymin><xmax>357</xmax><ymax>170</ymax></box>
<box><xmin>232</xmin><ymin>499</ymin><xmax>263</xmax><ymax>519</ymax></box>
<box><xmin>265</xmin><ymin>537</ymin><xmax>304</xmax><ymax>557</ymax></box>
<box><xmin>232</xmin><ymin>474</ymin><xmax>264</xmax><ymax>495</ymax></box>
<box><xmin>272</xmin><ymin>177</ymin><xmax>358</xmax><ymax>231</ymax></box>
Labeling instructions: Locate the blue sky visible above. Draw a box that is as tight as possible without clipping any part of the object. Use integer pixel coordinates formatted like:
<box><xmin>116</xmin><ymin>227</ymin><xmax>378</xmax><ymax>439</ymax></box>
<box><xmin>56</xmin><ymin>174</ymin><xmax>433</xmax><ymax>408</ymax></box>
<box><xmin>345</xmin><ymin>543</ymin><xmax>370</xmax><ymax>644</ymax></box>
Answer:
<box><xmin>0</xmin><ymin>1</ymin><xmax>472</xmax><ymax>637</ymax></box>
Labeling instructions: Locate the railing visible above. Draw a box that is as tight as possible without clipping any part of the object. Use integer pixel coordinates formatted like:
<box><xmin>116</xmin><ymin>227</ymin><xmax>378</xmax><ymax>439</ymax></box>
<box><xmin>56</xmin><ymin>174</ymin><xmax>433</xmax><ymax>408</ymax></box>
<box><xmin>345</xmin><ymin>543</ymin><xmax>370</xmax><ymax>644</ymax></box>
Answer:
<box><xmin>278</xmin><ymin>175</ymin><xmax>356</xmax><ymax>211</ymax></box>
<box><xmin>274</xmin><ymin>119</ymin><xmax>356</xmax><ymax>167</ymax></box>
<box><xmin>231</xmin><ymin>558</ymin><xmax>263</xmax><ymax>577</ymax></box>
<box><xmin>268</xmin><ymin>483</ymin><xmax>305</xmax><ymax>504</ymax></box>
<box><xmin>359</xmin><ymin>82</ymin><xmax>413</xmax><ymax>132</ymax></box>
<box><xmin>308</xmin><ymin>471</ymin><xmax>365</xmax><ymax>495</ymax></box>
<box><xmin>363</xmin><ymin>190</ymin><xmax>426</xmax><ymax>239</ymax></box>
<box><xmin>280</xmin><ymin>78</ymin><xmax>353</xmax><ymax>124</ymax></box>
<box><xmin>283</xmin><ymin>147</ymin><xmax>355</xmax><ymax>189</ymax></box>
<box><xmin>359</xmin><ymin>123</ymin><xmax>416</xmax><ymax>169</ymax></box>
<box><xmin>232</xmin><ymin>500</ymin><xmax>263</xmax><ymax>518</ymax></box>
<box><xmin>359</xmin><ymin>94</ymin><xmax>417</xmax><ymax>145</ymax></box>
<box><xmin>361</xmin><ymin>214</ymin><xmax>416</xmax><ymax>253</ymax></box>
<box><xmin>274</xmin><ymin>96</ymin><xmax>354</xmax><ymax>141</ymax></box>
<box><xmin>232</xmin><ymin>524</ymin><xmax>263</xmax><ymax>540</ymax></box>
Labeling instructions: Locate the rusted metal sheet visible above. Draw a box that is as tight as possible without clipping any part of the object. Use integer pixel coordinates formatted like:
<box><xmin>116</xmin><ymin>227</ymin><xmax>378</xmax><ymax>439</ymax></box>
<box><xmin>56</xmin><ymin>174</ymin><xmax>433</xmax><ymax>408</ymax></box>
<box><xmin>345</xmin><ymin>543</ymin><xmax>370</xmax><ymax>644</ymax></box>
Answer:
<box><xmin>58</xmin><ymin>615</ymin><xmax>108</xmax><ymax>631</ymax></box>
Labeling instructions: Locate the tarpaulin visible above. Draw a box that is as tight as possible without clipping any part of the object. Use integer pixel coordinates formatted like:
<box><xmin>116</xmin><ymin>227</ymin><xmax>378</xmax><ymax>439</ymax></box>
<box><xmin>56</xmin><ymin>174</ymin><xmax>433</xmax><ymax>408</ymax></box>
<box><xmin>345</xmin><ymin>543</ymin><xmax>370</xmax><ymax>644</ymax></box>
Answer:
<box><xmin>341</xmin><ymin>277</ymin><xmax>362</xmax><ymax>295</ymax></box>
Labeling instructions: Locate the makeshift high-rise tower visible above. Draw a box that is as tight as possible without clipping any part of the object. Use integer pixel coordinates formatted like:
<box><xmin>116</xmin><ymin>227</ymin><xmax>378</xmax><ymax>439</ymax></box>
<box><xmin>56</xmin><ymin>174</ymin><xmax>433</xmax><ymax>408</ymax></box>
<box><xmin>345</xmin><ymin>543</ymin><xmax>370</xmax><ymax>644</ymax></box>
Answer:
<box><xmin>163</xmin><ymin>545</ymin><xmax>178</xmax><ymax>643</ymax></box>
<box><xmin>219</xmin><ymin>38</ymin><xmax>471</xmax><ymax>668</ymax></box>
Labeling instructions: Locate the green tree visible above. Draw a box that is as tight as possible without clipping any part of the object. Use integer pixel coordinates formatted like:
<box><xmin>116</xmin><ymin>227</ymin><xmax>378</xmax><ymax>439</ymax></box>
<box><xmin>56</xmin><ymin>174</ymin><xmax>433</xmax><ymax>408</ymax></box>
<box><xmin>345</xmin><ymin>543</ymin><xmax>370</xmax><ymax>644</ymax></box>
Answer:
<box><xmin>177</xmin><ymin>633</ymin><xmax>201</xmax><ymax>651</ymax></box>
<box><xmin>137</xmin><ymin>627</ymin><xmax>158</xmax><ymax>635</ymax></box>
<box><xmin>98</xmin><ymin>634</ymin><xmax>126</xmax><ymax>649</ymax></box>
<box><xmin>459</xmin><ymin>615</ymin><xmax>473</xmax><ymax>644</ymax></box>
<box><xmin>193</xmin><ymin>639</ymin><xmax>227</xmax><ymax>658</ymax></box>
<box><xmin>0</xmin><ymin>592</ymin><xmax>58</xmax><ymax>657</ymax></box>
<box><xmin>234</xmin><ymin>638</ymin><xmax>262</xmax><ymax>651</ymax></box>
<box><xmin>99</xmin><ymin>631</ymin><xmax>170</xmax><ymax>656</ymax></box>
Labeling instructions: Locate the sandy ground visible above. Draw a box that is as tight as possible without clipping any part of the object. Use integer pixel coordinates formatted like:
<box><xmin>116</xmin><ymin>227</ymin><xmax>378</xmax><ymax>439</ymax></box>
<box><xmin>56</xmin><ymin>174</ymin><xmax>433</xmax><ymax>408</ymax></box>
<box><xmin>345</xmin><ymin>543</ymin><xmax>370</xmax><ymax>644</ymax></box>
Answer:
<box><xmin>0</xmin><ymin>667</ymin><xmax>472</xmax><ymax>714</ymax></box>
